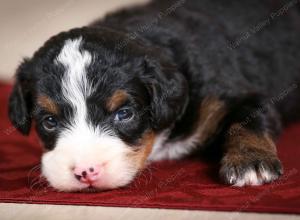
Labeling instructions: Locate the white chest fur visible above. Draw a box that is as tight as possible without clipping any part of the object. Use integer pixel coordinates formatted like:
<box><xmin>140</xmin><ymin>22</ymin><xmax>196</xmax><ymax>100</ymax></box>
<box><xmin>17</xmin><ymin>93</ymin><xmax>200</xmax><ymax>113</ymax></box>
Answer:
<box><xmin>148</xmin><ymin>129</ymin><xmax>199</xmax><ymax>161</ymax></box>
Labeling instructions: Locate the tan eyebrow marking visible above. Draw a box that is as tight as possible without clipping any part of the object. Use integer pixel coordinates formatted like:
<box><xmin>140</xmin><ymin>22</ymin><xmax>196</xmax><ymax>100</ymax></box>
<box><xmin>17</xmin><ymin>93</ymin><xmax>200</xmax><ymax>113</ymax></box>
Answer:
<box><xmin>106</xmin><ymin>90</ymin><xmax>128</xmax><ymax>112</ymax></box>
<box><xmin>37</xmin><ymin>95</ymin><xmax>59</xmax><ymax>114</ymax></box>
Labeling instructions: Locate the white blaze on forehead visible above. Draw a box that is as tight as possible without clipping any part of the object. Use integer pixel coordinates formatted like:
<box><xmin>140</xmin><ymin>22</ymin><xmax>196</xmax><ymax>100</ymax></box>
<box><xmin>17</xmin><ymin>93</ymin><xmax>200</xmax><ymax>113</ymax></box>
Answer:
<box><xmin>56</xmin><ymin>37</ymin><xmax>92</xmax><ymax>126</ymax></box>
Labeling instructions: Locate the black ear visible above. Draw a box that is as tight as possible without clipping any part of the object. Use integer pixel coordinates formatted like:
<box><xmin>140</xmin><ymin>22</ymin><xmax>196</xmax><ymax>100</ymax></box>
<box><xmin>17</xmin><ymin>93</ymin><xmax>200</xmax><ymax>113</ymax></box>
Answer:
<box><xmin>141</xmin><ymin>57</ymin><xmax>189</xmax><ymax>131</ymax></box>
<box><xmin>8</xmin><ymin>60</ymin><xmax>33</xmax><ymax>135</ymax></box>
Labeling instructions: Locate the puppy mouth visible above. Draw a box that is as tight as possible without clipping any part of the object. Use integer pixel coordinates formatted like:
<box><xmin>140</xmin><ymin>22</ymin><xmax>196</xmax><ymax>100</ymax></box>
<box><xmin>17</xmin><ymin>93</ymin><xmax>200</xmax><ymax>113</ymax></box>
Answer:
<box><xmin>70</xmin><ymin>177</ymin><xmax>130</xmax><ymax>193</ymax></box>
<box><xmin>79</xmin><ymin>173</ymin><xmax>100</xmax><ymax>184</ymax></box>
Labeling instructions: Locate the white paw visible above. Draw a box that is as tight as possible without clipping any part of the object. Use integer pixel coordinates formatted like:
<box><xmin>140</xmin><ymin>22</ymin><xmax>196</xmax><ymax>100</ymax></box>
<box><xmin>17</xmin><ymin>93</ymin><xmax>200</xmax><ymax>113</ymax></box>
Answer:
<box><xmin>220</xmin><ymin>157</ymin><xmax>283</xmax><ymax>187</ymax></box>
<box><xmin>232</xmin><ymin>167</ymin><xmax>278</xmax><ymax>187</ymax></box>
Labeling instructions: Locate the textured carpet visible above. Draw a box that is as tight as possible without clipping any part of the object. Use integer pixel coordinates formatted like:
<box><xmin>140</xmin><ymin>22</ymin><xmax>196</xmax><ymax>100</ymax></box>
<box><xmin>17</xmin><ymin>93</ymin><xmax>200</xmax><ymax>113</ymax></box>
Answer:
<box><xmin>0</xmin><ymin>82</ymin><xmax>300</xmax><ymax>213</ymax></box>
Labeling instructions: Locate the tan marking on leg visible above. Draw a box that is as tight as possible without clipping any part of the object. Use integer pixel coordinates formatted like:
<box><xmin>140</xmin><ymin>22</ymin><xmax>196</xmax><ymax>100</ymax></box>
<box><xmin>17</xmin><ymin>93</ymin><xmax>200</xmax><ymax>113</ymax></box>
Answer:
<box><xmin>37</xmin><ymin>95</ymin><xmax>59</xmax><ymax>115</ymax></box>
<box><xmin>106</xmin><ymin>90</ymin><xmax>128</xmax><ymax>112</ymax></box>
<box><xmin>196</xmin><ymin>96</ymin><xmax>227</xmax><ymax>144</ymax></box>
<box><xmin>226</xmin><ymin>123</ymin><xmax>277</xmax><ymax>154</ymax></box>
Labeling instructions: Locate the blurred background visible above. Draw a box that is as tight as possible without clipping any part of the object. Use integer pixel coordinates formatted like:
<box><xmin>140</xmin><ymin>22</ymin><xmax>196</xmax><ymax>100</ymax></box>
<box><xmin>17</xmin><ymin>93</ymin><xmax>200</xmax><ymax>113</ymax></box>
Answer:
<box><xmin>0</xmin><ymin>0</ymin><xmax>149</xmax><ymax>82</ymax></box>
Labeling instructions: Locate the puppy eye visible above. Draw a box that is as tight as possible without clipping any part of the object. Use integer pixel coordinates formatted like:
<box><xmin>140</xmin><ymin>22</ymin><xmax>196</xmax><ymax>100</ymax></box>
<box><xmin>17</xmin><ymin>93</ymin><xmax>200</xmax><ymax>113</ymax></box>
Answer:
<box><xmin>114</xmin><ymin>108</ymin><xmax>134</xmax><ymax>122</ymax></box>
<box><xmin>42</xmin><ymin>116</ymin><xmax>58</xmax><ymax>132</ymax></box>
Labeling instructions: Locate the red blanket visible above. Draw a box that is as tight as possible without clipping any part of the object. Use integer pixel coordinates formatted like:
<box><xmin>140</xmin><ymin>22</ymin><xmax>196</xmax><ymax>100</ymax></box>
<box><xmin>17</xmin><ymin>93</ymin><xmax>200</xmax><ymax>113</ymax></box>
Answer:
<box><xmin>0</xmin><ymin>83</ymin><xmax>300</xmax><ymax>213</ymax></box>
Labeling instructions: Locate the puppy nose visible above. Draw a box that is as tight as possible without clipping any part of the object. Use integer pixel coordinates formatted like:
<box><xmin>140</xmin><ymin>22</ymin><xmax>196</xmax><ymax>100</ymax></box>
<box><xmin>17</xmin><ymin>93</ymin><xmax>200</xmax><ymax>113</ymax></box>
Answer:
<box><xmin>73</xmin><ymin>165</ymin><xmax>101</xmax><ymax>184</ymax></box>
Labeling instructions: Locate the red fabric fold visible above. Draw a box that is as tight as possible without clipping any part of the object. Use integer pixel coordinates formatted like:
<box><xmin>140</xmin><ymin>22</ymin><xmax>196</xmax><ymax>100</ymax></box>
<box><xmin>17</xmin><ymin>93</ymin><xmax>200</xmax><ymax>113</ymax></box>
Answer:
<box><xmin>0</xmin><ymin>83</ymin><xmax>300</xmax><ymax>213</ymax></box>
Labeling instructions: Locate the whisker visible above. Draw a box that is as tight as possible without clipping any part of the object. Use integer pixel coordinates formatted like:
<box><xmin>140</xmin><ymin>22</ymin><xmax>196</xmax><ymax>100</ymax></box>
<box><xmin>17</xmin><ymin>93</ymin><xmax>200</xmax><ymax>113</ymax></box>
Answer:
<box><xmin>27</xmin><ymin>164</ymin><xmax>41</xmax><ymax>186</ymax></box>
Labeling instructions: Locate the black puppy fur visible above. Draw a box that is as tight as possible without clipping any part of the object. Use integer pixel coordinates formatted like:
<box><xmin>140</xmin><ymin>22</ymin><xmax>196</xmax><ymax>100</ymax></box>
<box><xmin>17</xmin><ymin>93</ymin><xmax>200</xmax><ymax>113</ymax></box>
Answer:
<box><xmin>9</xmin><ymin>0</ymin><xmax>300</xmax><ymax>187</ymax></box>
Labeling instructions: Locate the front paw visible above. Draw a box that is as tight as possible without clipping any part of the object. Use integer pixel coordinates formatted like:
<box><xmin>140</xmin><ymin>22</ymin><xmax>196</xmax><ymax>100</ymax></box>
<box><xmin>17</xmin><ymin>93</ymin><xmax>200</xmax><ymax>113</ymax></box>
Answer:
<box><xmin>219</xmin><ymin>150</ymin><xmax>283</xmax><ymax>187</ymax></box>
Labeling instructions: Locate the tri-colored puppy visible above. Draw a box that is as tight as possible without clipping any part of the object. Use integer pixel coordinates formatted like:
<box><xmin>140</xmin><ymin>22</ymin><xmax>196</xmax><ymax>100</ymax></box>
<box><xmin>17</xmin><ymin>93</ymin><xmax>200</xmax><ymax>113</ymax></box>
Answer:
<box><xmin>8</xmin><ymin>0</ymin><xmax>300</xmax><ymax>191</ymax></box>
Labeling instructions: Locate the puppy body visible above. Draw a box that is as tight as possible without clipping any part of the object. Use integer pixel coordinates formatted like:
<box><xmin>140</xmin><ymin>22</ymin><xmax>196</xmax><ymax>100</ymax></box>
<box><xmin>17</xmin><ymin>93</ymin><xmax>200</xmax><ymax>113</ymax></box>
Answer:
<box><xmin>9</xmin><ymin>0</ymin><xmax>300</xmax><ymax>191</ymax></box>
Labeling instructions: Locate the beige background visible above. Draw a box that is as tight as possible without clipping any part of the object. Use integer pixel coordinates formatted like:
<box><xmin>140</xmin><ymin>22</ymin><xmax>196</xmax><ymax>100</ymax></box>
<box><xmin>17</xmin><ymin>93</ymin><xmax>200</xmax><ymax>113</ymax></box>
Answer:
<box><xmin>0</xmin><ymin>0</ymin><xmax>299</xmax><ymax>219</ymax></box>
<box><xmin>0</xmin><ymin>0</ymin><xmax>148</xmax><ymax>82</ymax></box>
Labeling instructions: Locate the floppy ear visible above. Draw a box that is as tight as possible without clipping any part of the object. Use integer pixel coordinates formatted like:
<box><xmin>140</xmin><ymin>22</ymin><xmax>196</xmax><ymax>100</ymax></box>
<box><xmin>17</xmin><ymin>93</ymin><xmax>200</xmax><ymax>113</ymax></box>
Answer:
<box><xmin>8</xmin><ymin>60</ymin><xmax>33</xmax><ymax>135</ymax></box>
<box><xmin>141</xmin><ymin>57</ymin><xmax>189</xmax><ymax>131</ymax></box>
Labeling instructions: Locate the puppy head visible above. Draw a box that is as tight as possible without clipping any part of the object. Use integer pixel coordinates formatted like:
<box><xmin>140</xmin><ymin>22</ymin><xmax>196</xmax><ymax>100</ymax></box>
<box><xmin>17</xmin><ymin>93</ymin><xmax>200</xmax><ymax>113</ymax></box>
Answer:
<box><xmin>8</xmin><ymin>28</ymin><xmax>188</xmax><ymax>191</ymax></box>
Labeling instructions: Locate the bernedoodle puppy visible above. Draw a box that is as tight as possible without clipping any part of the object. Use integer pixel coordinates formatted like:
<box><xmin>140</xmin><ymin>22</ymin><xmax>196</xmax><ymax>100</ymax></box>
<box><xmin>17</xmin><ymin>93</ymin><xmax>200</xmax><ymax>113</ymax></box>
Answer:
<box><xmin>8</xmin><ymin>0</ymin><xmax>300</xmax><ymax>191</ymax></box>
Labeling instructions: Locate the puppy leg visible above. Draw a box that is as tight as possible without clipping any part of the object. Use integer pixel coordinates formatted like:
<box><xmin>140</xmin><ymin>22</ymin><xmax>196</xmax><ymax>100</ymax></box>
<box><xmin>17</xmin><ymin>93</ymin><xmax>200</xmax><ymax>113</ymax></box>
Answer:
<box><xmin>220</xmin><ymin>100</ymin><xmax>283</xmax><ymax>186</ymax></box>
